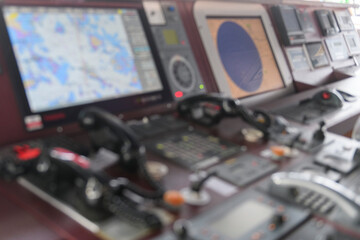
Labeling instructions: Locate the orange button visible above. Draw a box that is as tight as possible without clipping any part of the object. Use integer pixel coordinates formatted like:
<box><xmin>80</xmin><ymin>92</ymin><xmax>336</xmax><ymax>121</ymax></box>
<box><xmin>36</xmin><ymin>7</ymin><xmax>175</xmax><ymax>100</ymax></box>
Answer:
<box><xmin>269</xmin><ymin>223</ymin><xmax>276</xmax><ymax>231</ymax></box>
<box><xmin>163</xmin><ymin>190</ymin><xmax>185</xmax><ymax>206</ymax></box>
<box><xmin>270</xmin><ymin>146</ymin><xmax>286</xmax><ymax>157</ymax></box>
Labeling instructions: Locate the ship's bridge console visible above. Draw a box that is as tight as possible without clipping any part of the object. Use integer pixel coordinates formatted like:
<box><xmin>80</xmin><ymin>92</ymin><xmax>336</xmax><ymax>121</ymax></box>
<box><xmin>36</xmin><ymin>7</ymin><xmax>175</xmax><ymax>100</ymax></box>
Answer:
<box><xmin>1</xmin><ymin>1</ymin><xmax>360</xmax><ymax>240</ymax></box>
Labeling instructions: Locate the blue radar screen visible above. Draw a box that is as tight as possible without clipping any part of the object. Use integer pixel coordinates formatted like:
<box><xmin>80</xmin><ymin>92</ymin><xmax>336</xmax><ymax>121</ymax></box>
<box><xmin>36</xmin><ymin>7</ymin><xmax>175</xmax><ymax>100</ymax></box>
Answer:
<box><xmin>217</xmin><ymin>21</ymin><xmax>263</xmax><ymax>92</ymax></box>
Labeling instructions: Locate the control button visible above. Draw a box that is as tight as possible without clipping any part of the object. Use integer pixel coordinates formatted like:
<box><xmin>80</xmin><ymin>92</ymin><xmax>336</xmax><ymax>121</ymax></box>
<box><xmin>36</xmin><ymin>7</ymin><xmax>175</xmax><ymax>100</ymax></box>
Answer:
<box><xmin>167</xmin><ymin>6</ymin><xmax>176</xmax><ymax>12</ymax></box>
<box><xmin>241</xmin><ymin>128</ymin><xmax>264</xmax><ymax>142</ymax></box>
<box><xmin>163</xmin><ymin>190</ymin><xmax>185</xmax><ymax>207</ymax></box>
<box><xmin>146</xmin><ymin>161</ymin><xmax>169</xmax><ymax>180</ymax></box>
<box><xmin>270</xmin><ymin>145</ymin><xmax>286</xmax><ymax>157</ymax></box>
<box><xmin>13</xmin><ymin>145</ymin><xmax>41</xmax><ymax>161</ymax></box>
<box><xmin>322</xmin><ymin>91</ymin><xmax>331</xmax><ymax>100</ymax></box>
<box><xmin>156</xmin><ymin>144</ymin><xmax>164</xmax><ymax>150</ymax></box>
<box><xmin>175</xmin><ymin>91</ymin><xmax>184</xmax><ymax>98</ymax></box>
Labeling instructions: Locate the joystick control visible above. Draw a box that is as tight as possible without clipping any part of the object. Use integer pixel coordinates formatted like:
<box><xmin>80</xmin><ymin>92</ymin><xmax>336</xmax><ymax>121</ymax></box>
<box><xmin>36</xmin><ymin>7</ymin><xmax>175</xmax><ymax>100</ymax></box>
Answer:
<box><xmin>309</xmin><ymin>121</ymin><xmax>327</xmax><ymax>149</ymax></box>
<box><xmin>180</xmin><ymin>171</ymin><xmax>216</xmax><ymax>206</ymax></box>
<box><xmin>172</xmin><ymin>219</ymin><xmax>195</xmax><ymax>240</ymax></box>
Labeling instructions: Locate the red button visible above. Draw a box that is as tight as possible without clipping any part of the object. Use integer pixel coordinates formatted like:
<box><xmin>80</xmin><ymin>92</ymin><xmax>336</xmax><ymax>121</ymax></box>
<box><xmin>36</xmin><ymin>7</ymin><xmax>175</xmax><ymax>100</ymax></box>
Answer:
<box><xmin>13</xmin><ymin>145</ymin><xmax>41</xmax><ymax>161</ymax></box>
<box><xmin>322</xmin><ymin>92</ymin><xmax>331</xmax><ymax>100</ymax></box>
<box><xmin>175</xmin><ymin>91</ymin><xmax>183</xmax><ymax>98</ymax></box>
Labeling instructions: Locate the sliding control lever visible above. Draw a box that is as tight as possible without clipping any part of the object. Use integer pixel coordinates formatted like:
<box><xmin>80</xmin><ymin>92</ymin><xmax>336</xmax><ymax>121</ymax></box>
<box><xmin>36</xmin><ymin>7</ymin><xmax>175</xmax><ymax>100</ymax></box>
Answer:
<box><xmin>269</xmin><ymin>172</ymin><xmax>360</xmax><ymax>223</ymax></box>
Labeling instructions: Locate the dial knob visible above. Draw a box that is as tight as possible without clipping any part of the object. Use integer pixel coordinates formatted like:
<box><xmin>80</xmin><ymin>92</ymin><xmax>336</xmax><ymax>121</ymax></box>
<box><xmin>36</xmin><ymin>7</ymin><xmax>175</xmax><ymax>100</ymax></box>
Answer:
<box><xmin>169</xmin><ymin>55</ymin><xmax>196</xmax><ymax>92</ymax></box>
<box><xmin>269</xmin><ymin>214</ymin><xmax>285</xmax><ymax>231</ymax></box>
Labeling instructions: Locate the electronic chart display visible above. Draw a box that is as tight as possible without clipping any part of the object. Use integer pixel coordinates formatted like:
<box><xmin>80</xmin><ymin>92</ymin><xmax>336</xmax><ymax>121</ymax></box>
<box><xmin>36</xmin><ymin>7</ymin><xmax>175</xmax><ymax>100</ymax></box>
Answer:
<box><xmin>194</xmin><ymin>2</ymin><xmax>294</xmax><ymax>106</ymax></box>
<box><xmin>3</xmin><ymin>6</ymin><xmax>163</xmax><ymax>113</ymax></box>
<box><xmin>0</xmin><ymin>5</ymin><xmax>171</xmax><ymax>130</ymax></box>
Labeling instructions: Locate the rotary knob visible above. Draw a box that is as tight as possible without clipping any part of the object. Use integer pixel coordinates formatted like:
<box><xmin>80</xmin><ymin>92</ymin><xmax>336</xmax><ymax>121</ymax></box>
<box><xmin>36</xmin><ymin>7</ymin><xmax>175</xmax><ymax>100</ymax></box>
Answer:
<box><xmin>169</xmin><ymin>55</ymin><xmax>196</xmax><ymax>92</ymax></box>
<box><xmin>268</xmin><ymin>214</ymin><xmax>286</xmax><ymax>231</ymax></box>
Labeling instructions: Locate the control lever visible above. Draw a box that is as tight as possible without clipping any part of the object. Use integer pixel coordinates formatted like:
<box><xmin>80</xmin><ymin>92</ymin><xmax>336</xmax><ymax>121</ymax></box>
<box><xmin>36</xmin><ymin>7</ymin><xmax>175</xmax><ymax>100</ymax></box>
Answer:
<box><xmin>47</xmin><ymin>147</ymin><xmax>107</xmax><ymax>207</ymax></box>
<box><xmin>180</xmin><ymin>171</ymin><xmax>217</xmax><ymax>206</ymax></box>
<box><xmin>172</xmin><ymin>219</ymin><xmax>197</xmax><ymax>240</ymax></box>
<box><xmin>311</xmin><ymin>121</ymin><xmax>326</xmax><ymax>145</ymax></box>
<box><xmin>48</xmin><ymin>148</ymin><xmax>163</xmax><ymax>228</ymax></box>
<box><xmin>269</xmin><ymin>172</ymin><xmax>360</xmax><ymax>223</ymax></box>
<box><xmin>190</xmin><ymin>170</ymin><xmax>216</xmax><ymax>193</ymax></box>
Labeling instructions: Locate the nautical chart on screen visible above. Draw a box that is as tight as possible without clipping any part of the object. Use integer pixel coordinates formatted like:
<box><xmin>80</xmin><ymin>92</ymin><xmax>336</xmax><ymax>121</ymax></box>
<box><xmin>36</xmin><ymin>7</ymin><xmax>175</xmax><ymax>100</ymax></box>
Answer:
<box><xmin>3</xmin><ymin>7</ymin><xmax>162</xmax><ymax>113</ymax></box>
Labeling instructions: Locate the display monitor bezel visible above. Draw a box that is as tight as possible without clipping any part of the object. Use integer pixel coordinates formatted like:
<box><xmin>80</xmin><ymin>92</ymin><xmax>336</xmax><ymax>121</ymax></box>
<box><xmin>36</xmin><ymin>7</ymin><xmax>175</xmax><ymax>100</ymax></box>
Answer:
<box><xmin>193</xmin><ymin>2</ymin><xmax>294</xmax><ymax>106</ymax></box>
<box><xmin>0</xmin><ymin>2</ymin><xmax>172</xmax><ymax>131</ymax></box>
<box><xmin>344</xmin><ymin>31</ymin><xmax>360</xmax><ymax>55</ymax></box>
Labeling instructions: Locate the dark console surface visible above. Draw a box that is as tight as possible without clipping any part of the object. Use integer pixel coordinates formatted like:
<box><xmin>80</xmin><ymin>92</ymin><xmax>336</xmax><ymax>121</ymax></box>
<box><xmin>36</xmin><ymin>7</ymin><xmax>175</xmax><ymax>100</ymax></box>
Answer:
<box><xmin>1</xmin><ymin>110</ymin><xmax>360</xmax><ymax>240</ymax></box>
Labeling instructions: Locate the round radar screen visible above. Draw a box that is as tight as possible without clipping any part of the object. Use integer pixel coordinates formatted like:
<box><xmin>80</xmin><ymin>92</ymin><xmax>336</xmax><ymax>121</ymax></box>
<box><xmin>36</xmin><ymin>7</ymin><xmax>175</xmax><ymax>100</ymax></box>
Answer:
<box><xmin>169</xmin><ymin>55</ymin><xmax>196</xmax><ymax>92</ymax></box>
<box><xmin>217</xmin><ymin>21</ymin><xmax>263</xmax><ymax>92</ymax></box>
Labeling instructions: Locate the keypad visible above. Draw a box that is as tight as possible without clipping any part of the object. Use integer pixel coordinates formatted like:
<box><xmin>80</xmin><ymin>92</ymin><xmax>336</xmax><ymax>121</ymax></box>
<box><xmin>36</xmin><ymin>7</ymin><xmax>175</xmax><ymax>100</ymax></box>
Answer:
<box><xmin>146</xmin><ymin>130</ymin><xmax>242</xmax><ymax>170</ymax></box>
<box><xmin>213</xmin><ymin>154</ymin><xmax>278</xmax><ymax>187</ymax></box>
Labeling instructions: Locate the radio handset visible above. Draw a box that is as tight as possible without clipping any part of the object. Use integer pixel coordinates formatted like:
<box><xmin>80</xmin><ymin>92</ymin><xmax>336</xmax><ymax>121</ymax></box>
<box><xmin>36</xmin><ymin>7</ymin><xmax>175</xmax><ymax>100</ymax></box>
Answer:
<box><xmin>269</xmin><ymin>171</ymin><xmax>360</xmax><ymax>224</ymax></box>
<box><xmin>78</xmin><ymin>107</ymin><xmax>144</xmax><ymax>172</ymax></box>
<box><xmin>177</xmin><ymin>93</ymin><xmax>230</xmax><ymax>126</ymax></box>
<box><xmin>78</xmin><ymin>107</ymin><xmax>164</xmax><ymax>198</ymax></box>
<box><xmin>177</xmin><ymin>93</ymin><xmax>271</xmax><ymax>136</ymax></box>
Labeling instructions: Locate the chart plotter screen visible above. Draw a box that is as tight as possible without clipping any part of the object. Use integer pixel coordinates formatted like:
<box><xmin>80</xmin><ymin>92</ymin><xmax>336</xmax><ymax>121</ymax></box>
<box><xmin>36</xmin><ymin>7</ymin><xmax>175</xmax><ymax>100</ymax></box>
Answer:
<box><xmin>3</xmin><ymin>6</ymin><xmax>163</xmax><ymax>113</ymax></box>
<box><xmin>206</xmin><ymin>17</ymin><xmax>285</xmax><ymax>99</ymax></box>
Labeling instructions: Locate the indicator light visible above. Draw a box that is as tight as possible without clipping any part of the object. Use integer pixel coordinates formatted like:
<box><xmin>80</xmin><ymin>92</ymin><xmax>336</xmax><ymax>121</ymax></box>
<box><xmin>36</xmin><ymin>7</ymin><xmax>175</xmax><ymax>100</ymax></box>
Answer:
<box><xmin>199</xmin><ymin>84</ymin><xmax>205</xmax><ymax>89</ymax></box>
<box><xmin>322</xmin><ymin>92</ymin><xmax>331</xmax><ymax>100</ymax></box>
<box><xmin>167</xmin><ymin>6</ymin><xmax>175</xmax><ymax>12</ymax></box>
<box><xmin>175</xmin><ymin>91</ymin><xmax>183</xmax><ymax>98</ymax></box>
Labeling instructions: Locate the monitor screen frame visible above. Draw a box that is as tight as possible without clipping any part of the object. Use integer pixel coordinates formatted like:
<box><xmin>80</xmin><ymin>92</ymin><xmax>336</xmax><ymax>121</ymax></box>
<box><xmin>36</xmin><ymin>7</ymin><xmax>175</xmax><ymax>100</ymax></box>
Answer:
<box><xmin>0</xmin><ymin>2</ymin><xmax>173</xmax><ymax>131</ymax></box>
<box><xmin>193</xmin><ymin>2</ymin><xmax>294</xmax><ymax>106</ymax></box>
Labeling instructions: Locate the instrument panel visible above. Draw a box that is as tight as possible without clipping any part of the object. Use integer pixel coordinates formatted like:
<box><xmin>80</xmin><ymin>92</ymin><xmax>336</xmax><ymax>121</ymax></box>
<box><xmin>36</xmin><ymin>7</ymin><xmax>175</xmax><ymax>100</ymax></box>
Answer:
<box><xmin>0</xmin><ymin>1</ymin><xmax>359</xmax><ymax>240</ymax></box>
